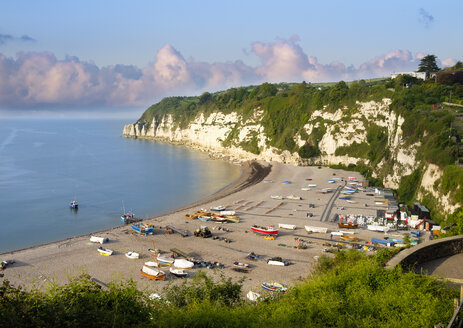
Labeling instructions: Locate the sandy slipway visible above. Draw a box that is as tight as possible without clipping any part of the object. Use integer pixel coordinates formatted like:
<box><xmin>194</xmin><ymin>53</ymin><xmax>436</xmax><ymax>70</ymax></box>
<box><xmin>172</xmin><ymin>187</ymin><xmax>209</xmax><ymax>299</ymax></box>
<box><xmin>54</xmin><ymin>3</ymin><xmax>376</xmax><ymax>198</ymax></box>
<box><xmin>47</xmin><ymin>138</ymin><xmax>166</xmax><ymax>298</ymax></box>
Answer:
<box><xmin>0</xmin><ymin>161</ymin><xmax>414</xmax><ymax>294</ymax></box>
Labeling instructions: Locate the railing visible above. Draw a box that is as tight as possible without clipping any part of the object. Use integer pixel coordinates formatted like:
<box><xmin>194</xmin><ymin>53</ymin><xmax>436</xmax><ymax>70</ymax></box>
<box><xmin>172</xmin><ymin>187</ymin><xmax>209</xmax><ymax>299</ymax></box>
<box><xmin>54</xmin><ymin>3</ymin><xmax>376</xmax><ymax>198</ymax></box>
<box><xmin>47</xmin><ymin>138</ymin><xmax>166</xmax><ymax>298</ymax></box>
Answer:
<box><xmin>448</xmin><ymin>295</ymin><xmax>463</xmax><ymax>328</ymax></box>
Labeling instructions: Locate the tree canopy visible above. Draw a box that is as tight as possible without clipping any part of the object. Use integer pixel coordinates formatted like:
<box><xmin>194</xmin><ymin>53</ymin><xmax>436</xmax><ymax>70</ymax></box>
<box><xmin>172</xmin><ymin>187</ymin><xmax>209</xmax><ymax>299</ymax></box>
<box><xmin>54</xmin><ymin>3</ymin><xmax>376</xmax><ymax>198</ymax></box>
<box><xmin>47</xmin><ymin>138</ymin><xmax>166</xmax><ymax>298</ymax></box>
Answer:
<box><xmin>418</xmin><ymin>54</ymin><xmax>440</xmax><ymax>76</ymax></box>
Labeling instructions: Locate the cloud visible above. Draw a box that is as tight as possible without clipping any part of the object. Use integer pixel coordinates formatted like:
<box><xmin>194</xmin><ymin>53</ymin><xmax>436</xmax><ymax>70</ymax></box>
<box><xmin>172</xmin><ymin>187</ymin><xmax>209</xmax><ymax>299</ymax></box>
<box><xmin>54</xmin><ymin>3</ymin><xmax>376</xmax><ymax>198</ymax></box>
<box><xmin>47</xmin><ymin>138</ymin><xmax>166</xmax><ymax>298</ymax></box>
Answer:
<box><xmin>0</xmin><ymin>33</ymin><xmax>35</xmax><ymax>45</ymax></box>
<box><xmin>418</xmin><ymin>8</ymin><xmax>434</xmax><ymax>28</ymax></box>
<box><xmin>442</xmin><ymin>58</ymin><xmax>457</xmax><ymax>67</ymax></box>
<box><xmin>0</xmin><ymin>38</ymin><xmax>452</xmax><ymax>110</ymax></box>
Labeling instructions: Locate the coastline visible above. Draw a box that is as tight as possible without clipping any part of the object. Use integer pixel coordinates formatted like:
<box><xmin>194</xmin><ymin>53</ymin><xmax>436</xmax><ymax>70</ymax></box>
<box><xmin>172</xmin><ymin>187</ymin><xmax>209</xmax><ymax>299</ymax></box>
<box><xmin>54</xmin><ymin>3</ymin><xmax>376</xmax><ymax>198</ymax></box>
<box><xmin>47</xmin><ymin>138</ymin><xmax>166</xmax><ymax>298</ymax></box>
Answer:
<box><xmin>1</xmin><ymin>160</ymin><xmax>268</xmax><ymax>256</ymax></box>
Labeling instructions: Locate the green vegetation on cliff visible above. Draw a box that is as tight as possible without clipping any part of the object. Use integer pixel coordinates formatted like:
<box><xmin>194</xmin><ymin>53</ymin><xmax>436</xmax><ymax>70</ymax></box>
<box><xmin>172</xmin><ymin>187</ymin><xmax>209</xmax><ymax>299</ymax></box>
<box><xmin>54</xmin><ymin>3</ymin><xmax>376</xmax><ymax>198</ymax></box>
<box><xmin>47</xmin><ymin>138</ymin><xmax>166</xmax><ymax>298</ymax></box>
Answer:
<box><xmin>0</xmin><ymin>250</ymin><xmax>457</xmax><ymax>327</ymax></box>
<box><xmin>138</xmin><ymin>76</ymin><xmax>463</xmax><ymax>219</ymax></box>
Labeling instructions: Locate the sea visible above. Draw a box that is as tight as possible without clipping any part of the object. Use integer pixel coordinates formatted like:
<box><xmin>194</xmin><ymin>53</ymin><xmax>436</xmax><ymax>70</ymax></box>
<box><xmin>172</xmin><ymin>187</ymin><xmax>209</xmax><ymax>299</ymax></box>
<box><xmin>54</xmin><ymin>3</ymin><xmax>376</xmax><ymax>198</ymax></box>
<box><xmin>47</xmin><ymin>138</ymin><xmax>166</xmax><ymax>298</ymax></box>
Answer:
<box><xmin>0</xmin><ymin>118</ymin><xmax>240</xmax><ymax>253</ymax></box>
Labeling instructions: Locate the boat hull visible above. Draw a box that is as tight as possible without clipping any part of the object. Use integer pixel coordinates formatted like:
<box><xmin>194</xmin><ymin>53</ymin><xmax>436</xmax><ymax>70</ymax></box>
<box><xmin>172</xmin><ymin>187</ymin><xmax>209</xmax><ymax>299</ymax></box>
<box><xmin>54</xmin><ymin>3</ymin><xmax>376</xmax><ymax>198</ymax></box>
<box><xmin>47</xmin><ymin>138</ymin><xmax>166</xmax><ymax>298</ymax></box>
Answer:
<box><xmin>250</xmin><ymin>226</ymin><xmax>279</xmax><ymax>236</ymax></box>
<box><xmin>140</xmin><ymin>268</ymin><xmax>166</xmax><ymax>281</ymax></box>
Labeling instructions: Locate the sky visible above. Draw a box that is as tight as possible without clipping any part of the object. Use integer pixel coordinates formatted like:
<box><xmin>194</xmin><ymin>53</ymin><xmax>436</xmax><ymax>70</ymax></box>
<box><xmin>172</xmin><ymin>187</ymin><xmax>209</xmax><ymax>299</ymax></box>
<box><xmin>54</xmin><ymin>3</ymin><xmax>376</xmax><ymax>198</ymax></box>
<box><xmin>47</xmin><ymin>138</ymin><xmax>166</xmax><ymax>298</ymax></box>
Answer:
<box><xmin>0</xmin><ymin>0</ymin><xmax>462</xmax><ymax>117</ymax></box>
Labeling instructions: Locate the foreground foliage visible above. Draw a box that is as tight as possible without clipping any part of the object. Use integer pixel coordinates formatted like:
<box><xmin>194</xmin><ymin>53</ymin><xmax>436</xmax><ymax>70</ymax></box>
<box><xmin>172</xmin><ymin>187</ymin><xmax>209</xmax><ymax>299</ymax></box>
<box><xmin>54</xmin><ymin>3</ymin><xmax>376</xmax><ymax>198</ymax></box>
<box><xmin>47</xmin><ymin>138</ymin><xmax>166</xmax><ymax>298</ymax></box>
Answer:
<box><xmin>0</xmin><ymin>250</ymin><xmax>457</xmax><ymax>327</ymax></box>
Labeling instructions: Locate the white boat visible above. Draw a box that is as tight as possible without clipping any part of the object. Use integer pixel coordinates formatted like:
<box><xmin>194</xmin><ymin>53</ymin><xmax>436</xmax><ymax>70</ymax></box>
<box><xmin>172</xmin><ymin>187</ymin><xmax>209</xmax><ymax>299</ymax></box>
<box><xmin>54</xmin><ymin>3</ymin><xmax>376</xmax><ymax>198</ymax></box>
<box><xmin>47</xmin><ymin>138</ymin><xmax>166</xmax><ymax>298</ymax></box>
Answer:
<box><xmin>271</xmin><ymin>195</ymin><xmax>284</xmax><ymax>200</ymax></box>
<box><xmin>141</xmin><ymin>266</ymin><xmax>166</xmax><ymax>280</ymax></box>
<box><xmin>286</xmin><ymin>195</ymin><xmax>302</xmax><ymax>200</ymax></box>
<box><xmin>211</xmin><ymin>205</ymin><xmax>225</xmax><ymax>211</ymax></box>
<box><xmin>301</xmin><ymin>187</ymin><xmax>311</xmax><ymax>191</ymax></box>
<box><xmin>246</xmin><ymin>290</ymin><xmax>262</xmax><ymax>302</ymax></box>
<box><xmin>267</xmin><ymin>260</ymin><xmax>287</xmax><ymax>266</ymax></box>
<box><xmin>220</xmin><ymin>210</ymin><xmax>236</xmax><ymax>216</ymax></box>
<box><xmin>346</xmin><ymin>200</ymin><xmax>357</xmax><ymax>204</ymax></box>
<box><xmin>278</xmin><ymin>223</ymin><xmax>297</xmax><ymax>230</ymax></box>
<box><xmin>90</xmin><ymin>236</ymin><xmax>108</xmax><ymax>244</ymax></box>
<box><xmin>169</xmin><ymin>267</ymin><xmax>188</xmax><ymax>277</ymax></box>
<box><xmin>97</xmin><ymin>247</ymin><xmax>113</xmax><ymax>256</ymax></box>
<box><xmin>308</xmin><ymin>184</ymin><xmax>317</xmax><ymax>188</ymax></box>
<box><xmin>367</xmin><ymin>225</ymin><xmax>390</xmax><ymax>232</ymax></box>
<box><xmin>339</xmin><ymin>230</ymin><xmax>356</xmax><ymax>235</ymax></box>
<box><xmin>157</xmin><ymin>255</ymin><xmax>175</xmax><ymax>265</ymax></box>
<box><xmin>125</xmin><ymin>251</ymin><xmax>139</xmax><ymax>259</ymax></box>
<box><xmin>327</xmin><ymin>180</ymin><xmax>335</xmax><ymax>183</ymax></box>
<box><xmin>331</xmin><ymin>231</ymin><xmax>343</xmax><ymax>236</ymax></box>
<box><xmin>173</xmin><ymin>259</ymin><xmax>194</xmax><ymax>269</ymax></box>
<box><xmin>144</xmin><ymin>261</ymin><xmax>158</xmax><ymax>267</ymax></box>
<box><xmin>305</xmin><ymin>226</ymin><xmax>329</xmax><ymax>233</ymax></box>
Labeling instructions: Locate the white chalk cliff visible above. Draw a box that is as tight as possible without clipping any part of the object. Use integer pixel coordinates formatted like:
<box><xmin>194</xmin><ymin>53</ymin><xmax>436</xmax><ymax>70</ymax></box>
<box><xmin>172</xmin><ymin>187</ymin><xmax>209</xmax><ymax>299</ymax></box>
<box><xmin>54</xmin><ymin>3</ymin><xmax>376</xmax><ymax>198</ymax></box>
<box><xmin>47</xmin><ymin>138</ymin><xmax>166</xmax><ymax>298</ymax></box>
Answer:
<box><xmin>123</xmin><ymin>99</ymin><xmax>453</xmax><ymax>213</ymax></box>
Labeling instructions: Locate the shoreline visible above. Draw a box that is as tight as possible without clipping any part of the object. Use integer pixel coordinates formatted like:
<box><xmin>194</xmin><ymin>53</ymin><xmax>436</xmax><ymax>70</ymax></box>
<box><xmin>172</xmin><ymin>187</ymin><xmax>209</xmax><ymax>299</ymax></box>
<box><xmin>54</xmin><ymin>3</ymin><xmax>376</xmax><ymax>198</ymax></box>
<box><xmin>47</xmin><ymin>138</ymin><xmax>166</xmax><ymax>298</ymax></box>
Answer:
<box><xmin>0</xmin><ymin>160</ymin><xmax>270</xmax><ymax>256</ymax></box>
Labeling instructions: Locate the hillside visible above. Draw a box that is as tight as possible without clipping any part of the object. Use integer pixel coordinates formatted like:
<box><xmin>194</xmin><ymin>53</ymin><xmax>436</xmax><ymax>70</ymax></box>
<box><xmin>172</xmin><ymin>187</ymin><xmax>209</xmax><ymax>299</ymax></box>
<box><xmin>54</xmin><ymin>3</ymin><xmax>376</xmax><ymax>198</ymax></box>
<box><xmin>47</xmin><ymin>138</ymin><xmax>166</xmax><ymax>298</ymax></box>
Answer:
<box><xmin>123</xmin><ymin>78</ymin><xmax>463</xmax><ymax>221</ymax></box>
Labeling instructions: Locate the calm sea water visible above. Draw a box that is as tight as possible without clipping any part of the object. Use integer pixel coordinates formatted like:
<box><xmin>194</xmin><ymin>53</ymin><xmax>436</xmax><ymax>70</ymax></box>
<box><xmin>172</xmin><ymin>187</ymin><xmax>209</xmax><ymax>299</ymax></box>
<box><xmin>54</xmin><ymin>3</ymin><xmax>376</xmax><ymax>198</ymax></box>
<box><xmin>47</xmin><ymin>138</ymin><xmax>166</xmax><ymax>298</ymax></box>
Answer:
<box><xmin>0</xmin><ymin>119</ymin><xmax>240</xmax><ymax>253</ymax></box>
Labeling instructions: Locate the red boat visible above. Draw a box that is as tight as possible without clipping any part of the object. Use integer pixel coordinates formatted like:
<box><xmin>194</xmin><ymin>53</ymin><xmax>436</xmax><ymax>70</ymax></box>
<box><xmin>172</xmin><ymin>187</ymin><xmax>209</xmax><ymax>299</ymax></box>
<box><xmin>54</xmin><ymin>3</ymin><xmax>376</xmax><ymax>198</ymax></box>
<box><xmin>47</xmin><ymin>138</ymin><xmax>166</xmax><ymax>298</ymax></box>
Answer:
<box><xmin>250</xmin><ymin>225</ymin><xmax>279</xmax><ymax>236</ymax></box>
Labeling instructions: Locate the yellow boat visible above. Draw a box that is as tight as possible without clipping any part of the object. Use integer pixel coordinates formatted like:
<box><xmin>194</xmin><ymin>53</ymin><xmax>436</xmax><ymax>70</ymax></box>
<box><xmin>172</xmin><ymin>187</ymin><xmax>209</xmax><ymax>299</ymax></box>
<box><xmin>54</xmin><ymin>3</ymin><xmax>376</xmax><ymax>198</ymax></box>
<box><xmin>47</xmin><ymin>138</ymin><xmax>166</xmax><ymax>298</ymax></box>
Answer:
<box><xmin>340</xmin><ymin>235</ymin><xmax>359</xmax><ymax>242</ymax></box>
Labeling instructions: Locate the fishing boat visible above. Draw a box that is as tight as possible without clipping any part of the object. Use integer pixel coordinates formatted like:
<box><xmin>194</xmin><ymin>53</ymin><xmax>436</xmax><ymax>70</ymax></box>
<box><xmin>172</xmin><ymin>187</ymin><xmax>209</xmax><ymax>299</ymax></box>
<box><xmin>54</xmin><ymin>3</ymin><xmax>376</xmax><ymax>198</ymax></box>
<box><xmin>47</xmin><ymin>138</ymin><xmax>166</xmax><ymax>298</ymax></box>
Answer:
<box><xmin>340</xmin><ymin>235</ymin><xmax>359</xmax><ymax>242</ymax></box>
<box><xmin>157</xmin><ymin>255</ymin><xmax>175</xmax><ymax>265</ymax></box>
<box><xmin>97</xmin><ymin>247</ymin><xmax>113</xmax><ymax>256</ymax></box>
<box><xmin>144</xmin><ymin>261</ymin><xmax>158</xmax><ymax>267</ymax></box>
<box><xmin>198</xmin><ymin>216</ymin><xmax>211</xmax><ymax>222</ymax></box>
<box><xmin>210</xmin><ymin>205</ymin><xmax>225</xmax><ymax>211</ymax></box>
<box><xmin>140</xmin><ymin>266</ymin><xmax>166</xmax><ymax>280</ymax></box>
<box><xmin>278</xmin><ymin>223</ymin><xmax>296</xmax><ymax>230</ymax></box>
<box><xmin>286</xmin><ymin>195</ymin><xmax>302</xmax><ymax>200</ymax></box>
<box><xmin>69</xmin><ymin>200</ymin><xmax>78</xmax><ymax>209</ymax></box>
<box><xmin>301</xmin><ymin>187</ymin><xmax>311</xmax><ymax>191</ymax></box>
<box><xmin>221</xmin><ymin>210</ymin><xmax>236</xmax><ymax>216</ymax></box>
<box><xmin>131</xmin><ymin>223</ymin><xmax>154</xmax><ymax>234</ymax></box>
<box><xmin>261</xmin><ymin>282</ymin><xmax>287</xmax><ymax>293</ymax></box>
<box><xmin>121</xmin><ymin>210</ymin><xmax>141</xmax><ymax>224</ymax></box>
<box><xmin>226</xmin><ymin>216</ymin><xmax>240</xmax><ymax>223</ymax></box>
<box><xmin>125</xmin><ymin>251</ymin><xmax>140</xmax><ymax>259</ymax></box>
<box><xmin>169</xmin><ymin>267</ymin><xmax>188</xmax><ymax>277</ymax></box>
<box><xmin>211</xmin><ymin>215</ymin><xmax>227</xmax><ymax>223</ymax></box>
<box><xmin>282</xmin><ymin>180</ymin><xmax>292</xmax><ymax>184</ymax></box>
<box><xmin>267</xmin><ymin>258</ymin><xmax>288</xmax><ymax>266</ymax></box>
<box><xmin>250</xmin><ymin>225</ymin><xmax>279</xmax><ymax>236</ymax></box>
<box><xmin>270</xmin><ymin>195</ymin><xmax>284</xmax><ymax>200</ymax></box>
<box><xmin>184</xmin><ymin>213</ymin><xmax>198</xmax><ymax>219</ymax></box>
<box><xmin>337</xmin><ymin>222</ymin><xmax>358</xmax><ymax>229</ymax></box>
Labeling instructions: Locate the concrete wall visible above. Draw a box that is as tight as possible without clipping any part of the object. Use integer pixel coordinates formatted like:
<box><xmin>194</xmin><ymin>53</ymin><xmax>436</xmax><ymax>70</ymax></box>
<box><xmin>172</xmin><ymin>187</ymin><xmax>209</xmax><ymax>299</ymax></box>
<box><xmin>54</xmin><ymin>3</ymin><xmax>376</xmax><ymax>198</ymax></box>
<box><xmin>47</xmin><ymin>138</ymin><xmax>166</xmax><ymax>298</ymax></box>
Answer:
<box><xmin>386</xmin><ymin>235</ymin><xmax>463</xmax><ymax>270</ymax></box>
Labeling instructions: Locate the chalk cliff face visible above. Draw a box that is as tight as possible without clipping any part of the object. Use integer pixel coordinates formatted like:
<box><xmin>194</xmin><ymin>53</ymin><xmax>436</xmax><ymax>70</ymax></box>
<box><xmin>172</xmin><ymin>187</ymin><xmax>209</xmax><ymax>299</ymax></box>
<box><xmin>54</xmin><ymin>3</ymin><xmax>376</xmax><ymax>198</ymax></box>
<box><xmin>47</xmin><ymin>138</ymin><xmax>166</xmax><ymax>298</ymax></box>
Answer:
<box><xmin>123</xmin><ymin>99</ymin><xmax>447</xmax><ymax>210</ymax></box>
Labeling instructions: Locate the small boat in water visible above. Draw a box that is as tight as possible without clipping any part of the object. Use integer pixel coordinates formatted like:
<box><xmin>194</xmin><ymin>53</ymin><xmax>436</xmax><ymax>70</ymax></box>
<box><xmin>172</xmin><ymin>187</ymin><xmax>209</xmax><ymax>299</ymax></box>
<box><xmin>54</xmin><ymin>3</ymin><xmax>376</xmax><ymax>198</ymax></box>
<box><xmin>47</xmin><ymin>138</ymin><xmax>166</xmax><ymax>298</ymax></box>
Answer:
<box><xmin>131</xmin><ymin>223</ymin><xmax>155</xmax><ymax>234</ymax></box>
<box><xmin>97</xmin><ymin>247</ymin><xmax>113</xmax><ymax>256</ymax></box>
<box><xmin>251</xmin><ymin>225</ymin><xmax>279</xmax><ymax>236</ymax></box>
<box><xmin>140</xmin><ymin>266</ymin><xmax>166</xmax><ymax>280</ymax></box>
<box><xmin>121</xmin><ymin>210</ymin><xmax>141</xmax><ymax>224</ymax></box>
<box><xmin>125</xmin><ymin>251</ymin><xmax>140</xmax><ymax>259</ymax></box>
<box><xmin>261</xmin><ymin>282</ymin><xmax>287</xmax><ymax>293</ymax></box>
<box><xmin>169</xmin><ymin>267</ymin><xmax>188</xmax><ymax>277</ymax></box>
<box><xmin>69</xmin><ymin>200</ymin><xmax>78</xmax><ymax>209</ymax></box>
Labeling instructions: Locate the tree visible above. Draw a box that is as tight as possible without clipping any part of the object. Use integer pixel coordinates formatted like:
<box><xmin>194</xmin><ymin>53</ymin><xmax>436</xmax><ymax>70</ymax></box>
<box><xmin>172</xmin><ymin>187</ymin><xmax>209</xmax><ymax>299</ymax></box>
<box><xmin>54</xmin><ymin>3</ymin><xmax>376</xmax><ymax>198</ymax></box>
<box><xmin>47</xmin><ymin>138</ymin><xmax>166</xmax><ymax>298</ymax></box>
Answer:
<box><xmin>417</xmin><ymin>54</ymin><xmax>440</xmax><ymax>77</ymax></box>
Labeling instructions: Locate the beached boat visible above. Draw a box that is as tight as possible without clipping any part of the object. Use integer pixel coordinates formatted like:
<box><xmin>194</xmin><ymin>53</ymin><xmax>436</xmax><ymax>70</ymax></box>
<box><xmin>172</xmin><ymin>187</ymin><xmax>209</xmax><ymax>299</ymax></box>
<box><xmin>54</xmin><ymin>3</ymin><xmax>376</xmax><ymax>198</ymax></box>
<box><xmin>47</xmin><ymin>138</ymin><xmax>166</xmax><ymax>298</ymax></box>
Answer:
<box><xmin>282</xmin><ymin>180</ymin><xmax>292</xmax><ymax>184</ymax></box>
<box><xmin>131</xmin><ymin>223</ymin><xmax>155</xmax><ymax>234</ymax></box>
<box><xmin>331</xmin><ymin>231</ymin><xmax>343</xmax><ymax>236</ymax></box>
<box><xmin>301</xmin><ymin>187</ymin><xmax>311</xmax><ymax>191</ymax></box>
<box><xmin>270</xmin><ymin>195</ymin><xmax>284</xmax><ymax>200</ymax></box>
<box><xmin>263</xmin><ymin>180</ymin><xmax>273</xmax><ymax>183</ymax></box>
<box><xmin>278</xmin><ymin>223</ymin><xmax>297</xmax><ymax>230</ymax></box>
<box><xmin>308</xmin><ymin>184</ymin><xmax>317</xmax><ymax>188</ymax></box>
<box><xmin>184</xmin><ymin>213</ymin><xmax>198</xmax><ymax>219</ymax></box>
<box><xmin>97</xmin><ymin>247</ymin><xmax>113</xmax><ymax>256</ymax></box>
<box><xmin>90</xmin><ymin>236</ymin><xmax>109</xmax><ymax>244</ymax></box>
<box><xmin>121</xmin><ymin>211</ymin><xmax>141</xmax><ymax>224</ymax></box>
<box><xmin>261</xmin><ymin>282</ymin><xmax>287</xmax><ymax>293</ymax></box>
<box><xmin>125</xmin><ymin>251</ymin><xmax>139</xmax><ymax>259</ymax></box>
<box><xmin>140</xmin><ymin>266</ymin><xmax>166</xmax><ymax>280</ymax></box>
<box><xmin>220</xmin><ymin>210</ymin><xmax>236</xmax><ymax>216</ymax></box>
<box><xmin>305</xmin><ymin>226</ymin><xmax>329</xmax><ymax>233</ymax></box>
<box><xmin>337</xmin><ymin>223</ymin><xmax>358</xmax><ymax>229</ymax></box>
<box><xmin>157</xmin><ymin>255</ymin><xmax>175</xmax><ymax>265</ymax></box>
<box><xmin>69</xmin><ymin>200</ymin><xmax>78</xmax><ymax>209</ymax></box>
<box><xmin>267</xmin><ymin>257</ymin><xmax>289</xmax><ymax>266</ymax></box>
<box><xmin>173</xmin><ymin>259</ymin><xmax>194</xmax><ymax>269</ymax></box>
<box><xmin>198</xmin><ymin>216</ymin><xmax>211</xmax><ymax>222</ymax></box>
<box><xmin>144</xmin><ymin>261</ymin><xmax>158</xmax><ymax>267</ymax></box>
<box><xmin>367</xmin><ymin>225</ymin><xmax>390</xmax><ymax>232</ymax></box>
<box><xmin>250</xmin><ymin>225</ymin><xmax>279</xmax><ymax>236</ymax></box>
<box><xmin>211</xmin><ymin>205</ymin><xmax>226</xmax><ymax>212</ymax></box>
<box><xmin>211</xmin><ymin>215</ymin><xmax>227</xmax><ymax>223</ymax></box>
<box><xmin>233</xmin><ymin>261</ymin><xmax>250</xmax><ymax>268</ymax></box>
<box><xmin>286</xmin><ymin>195</ymin><xmax>302</xmax><ymax>200</ymax></box>
<box><xmin>226</xmin><ymin>216</ymin><xmax>240</xmax><ymax>223</ymax></box>
<box><xmin>340</xmin><ymin>235</ymin><xmax>359</xmax><ymax>242</ymax></box>
<box><xmin>169</xmin><ymin>267</ymin><xmax>188</xmax><ymax>277</ymax></box>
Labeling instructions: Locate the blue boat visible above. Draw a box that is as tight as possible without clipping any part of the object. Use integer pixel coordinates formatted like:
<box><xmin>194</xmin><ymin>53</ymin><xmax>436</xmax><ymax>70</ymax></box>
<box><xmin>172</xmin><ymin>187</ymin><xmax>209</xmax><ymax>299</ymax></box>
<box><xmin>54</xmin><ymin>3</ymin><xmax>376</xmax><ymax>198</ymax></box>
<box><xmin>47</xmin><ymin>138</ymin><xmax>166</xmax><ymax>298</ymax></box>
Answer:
<box><xmin>372</xmin><ymin>238</ymin><xmax>395</xmax><ymax>246</ymax></box>
<box><xmin>261</xmin><ymin>282</ymin><xmax>287</xmax><ymax>293</ymax></box>
<box><xmin>198</xmin><ymin>216</ymin><xmax>211</xmax><ymax>222</ymax></box>
<box><xmin>282</xmin><ymin>180</ymin><xmax>292</xmax><ymax>184</ymax></box>
<box><xmin>69</xmin><ymin>200</ymin><xmax>78</xmax><ymax>209</ymax></box>
<box><xmin>132</xmin><ymin>223</ymin><xmax>154</xmax><ymax>235</ymax></box>
<box><xmin>121</xmin><ymin>210</ymin><xmax>141</xmax><ymax>224</ymax></box>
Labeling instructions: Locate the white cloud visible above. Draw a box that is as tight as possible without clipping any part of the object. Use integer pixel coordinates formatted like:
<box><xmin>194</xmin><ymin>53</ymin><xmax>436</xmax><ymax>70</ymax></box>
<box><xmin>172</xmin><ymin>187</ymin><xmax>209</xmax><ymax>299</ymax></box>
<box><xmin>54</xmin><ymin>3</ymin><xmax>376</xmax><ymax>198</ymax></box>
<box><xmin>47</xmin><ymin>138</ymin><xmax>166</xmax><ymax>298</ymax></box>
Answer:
<box><xmin>0</xmin><ymin>38</ymin><xmax>456</xmax><ymax>110</ymax></box>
